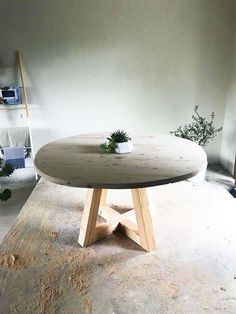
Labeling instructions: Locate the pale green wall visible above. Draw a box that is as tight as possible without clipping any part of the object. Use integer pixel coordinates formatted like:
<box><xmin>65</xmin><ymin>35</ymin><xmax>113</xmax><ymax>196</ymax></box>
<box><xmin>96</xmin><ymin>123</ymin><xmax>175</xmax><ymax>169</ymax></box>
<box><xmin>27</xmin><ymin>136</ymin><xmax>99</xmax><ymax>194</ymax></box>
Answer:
<box><xmin>0</xmin><ymin>0</ymin><xmax>235</xmax><ymax>162</ymax></box>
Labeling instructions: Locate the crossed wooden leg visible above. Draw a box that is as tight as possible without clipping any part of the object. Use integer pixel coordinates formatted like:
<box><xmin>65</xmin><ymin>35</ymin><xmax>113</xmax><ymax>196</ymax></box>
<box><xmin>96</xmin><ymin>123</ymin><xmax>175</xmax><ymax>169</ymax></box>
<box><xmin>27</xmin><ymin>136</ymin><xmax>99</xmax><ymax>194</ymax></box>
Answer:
<box><xmin>78</xmin><ymin>188</ymin><xmax>156</xmax><ymax>251</ymax></box>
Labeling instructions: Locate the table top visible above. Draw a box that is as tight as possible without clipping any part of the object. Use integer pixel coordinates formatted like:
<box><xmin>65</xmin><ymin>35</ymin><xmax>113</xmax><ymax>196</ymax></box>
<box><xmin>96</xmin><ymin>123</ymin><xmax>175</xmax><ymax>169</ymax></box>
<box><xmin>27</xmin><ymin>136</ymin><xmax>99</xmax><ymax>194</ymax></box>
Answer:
<box><xmin>34</xmin><ymin>133</ymin><xmax>207</xmax><ymax>189</ymax></box>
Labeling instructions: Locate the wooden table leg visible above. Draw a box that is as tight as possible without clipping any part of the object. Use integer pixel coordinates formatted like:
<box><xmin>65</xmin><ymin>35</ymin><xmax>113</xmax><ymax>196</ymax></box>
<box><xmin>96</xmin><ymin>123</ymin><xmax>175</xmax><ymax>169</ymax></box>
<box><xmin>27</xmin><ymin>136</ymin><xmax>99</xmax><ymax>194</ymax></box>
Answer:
<box><xmin>78</xmin><ymin>187</ymin><xmax>156</xmax><ymax>251</ymax></box>
<box><xmin>78</xmin><ymin>188</ymin><xmax>118</xmax><ymax>247</ymax></box>
<box><xmin>131</xmin><ymin>188</ymin><xmax>156</xmax><ymax>251</ymax></box>
<box><xmin>78</xmin><ymin>188</ymin><xmax>103</xmax><ymax>247</ymax></box>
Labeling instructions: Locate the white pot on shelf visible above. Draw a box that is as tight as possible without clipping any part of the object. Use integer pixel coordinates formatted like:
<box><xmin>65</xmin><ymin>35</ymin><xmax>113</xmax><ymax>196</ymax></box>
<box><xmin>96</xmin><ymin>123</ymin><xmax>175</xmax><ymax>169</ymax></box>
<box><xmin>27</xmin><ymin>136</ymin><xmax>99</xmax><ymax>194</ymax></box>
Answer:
<box><xmin>115</xmin><ymin>141</ymin><xmax>133</xmax><ymax>154</ymax></box>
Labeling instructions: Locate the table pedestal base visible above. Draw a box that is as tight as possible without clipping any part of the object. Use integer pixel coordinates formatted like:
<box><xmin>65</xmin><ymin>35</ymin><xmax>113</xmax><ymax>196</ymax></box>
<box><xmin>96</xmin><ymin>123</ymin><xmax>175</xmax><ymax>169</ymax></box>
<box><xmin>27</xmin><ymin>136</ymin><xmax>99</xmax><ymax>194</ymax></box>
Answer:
<box><xmin>78</xmin><ymin>188</ymin><xmax>156</xmax><ymax>251</ymax></box>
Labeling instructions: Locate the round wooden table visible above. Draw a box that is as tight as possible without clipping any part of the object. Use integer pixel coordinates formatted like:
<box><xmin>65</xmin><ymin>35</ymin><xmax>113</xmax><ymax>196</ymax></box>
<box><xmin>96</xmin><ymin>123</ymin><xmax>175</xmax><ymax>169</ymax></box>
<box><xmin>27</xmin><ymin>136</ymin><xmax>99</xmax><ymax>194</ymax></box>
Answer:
<box><xmin>35</xmin><ymin>133</ymin><xmax>207</xmax><ymax>251</ymax></box>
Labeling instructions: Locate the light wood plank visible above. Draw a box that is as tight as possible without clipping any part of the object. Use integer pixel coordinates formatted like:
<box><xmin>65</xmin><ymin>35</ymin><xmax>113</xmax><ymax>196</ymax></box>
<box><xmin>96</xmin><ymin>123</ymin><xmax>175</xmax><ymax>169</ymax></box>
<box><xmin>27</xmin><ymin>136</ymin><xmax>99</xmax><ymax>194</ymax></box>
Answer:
<box><xmin>78</xmin><ymin>188</ymin><xmax>102</xmax><ymax>247</ymax></box>
<box><xmin>132</xmin><ymin>188</ymin><xmax>156</xmax><ymax>251</ymax></box>
<box><xmin>119</xmin><ymin>219</ymin><xmax>141</xmax><ymax>246</ymax></box>
<box><xmin>98</xmin><ymin>204</ymin><xmax>120</xmax><ymax>222</ymax></box>
<box><xmin>17</xmin><ymin>51</ymin><xmax>30</xmax><ymax>117</ymax></box>
<box><xmin>100</xmin><ymin>189</ymin><xmax>107</xmax><ymax>205</ymax></box>
<box><xmin>99</xmin><ymin>204</ymin><xmax>132</xmax><ymax>222</ymax></box>
<box><xmin>93</xmin><ymin>222</ymin><xmax>118</xmax><ymax>242</ymax></box>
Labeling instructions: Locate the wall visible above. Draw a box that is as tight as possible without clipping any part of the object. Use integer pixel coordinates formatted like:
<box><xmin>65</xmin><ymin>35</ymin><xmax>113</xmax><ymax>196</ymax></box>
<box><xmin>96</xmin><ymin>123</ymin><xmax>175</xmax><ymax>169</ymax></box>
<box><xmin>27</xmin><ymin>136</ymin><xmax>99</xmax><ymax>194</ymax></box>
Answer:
<box><xmin>221</xmin><ymin>27</ymin><xmax>236</xmax><ymax>174</ymax></box>
<box><xmin>0</xmin><ymin>0</ymin><xmax>235</xmax><ymax>162</ymax></box>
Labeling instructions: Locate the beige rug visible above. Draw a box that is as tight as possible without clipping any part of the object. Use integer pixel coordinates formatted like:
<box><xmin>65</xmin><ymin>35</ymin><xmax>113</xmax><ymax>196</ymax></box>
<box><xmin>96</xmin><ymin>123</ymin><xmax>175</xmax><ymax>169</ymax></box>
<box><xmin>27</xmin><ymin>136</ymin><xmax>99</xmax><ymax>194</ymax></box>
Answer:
<box><xmin>0</xmin><ymin>178</ymin><xmax>235</xmax><ymax>314</ymax></box>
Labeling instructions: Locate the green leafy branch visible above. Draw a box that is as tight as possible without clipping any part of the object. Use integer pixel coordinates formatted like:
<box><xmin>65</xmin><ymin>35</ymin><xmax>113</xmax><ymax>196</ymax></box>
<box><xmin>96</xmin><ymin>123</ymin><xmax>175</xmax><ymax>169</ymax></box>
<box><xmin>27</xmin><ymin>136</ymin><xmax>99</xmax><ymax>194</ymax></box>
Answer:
<box><xmin>0</xmin><ymin>189</ymin><xmax>12</xmax><ymax>202</ymax></box>
<box><xmin>0</xmin><ymin>162</ymin><xmax>14</xmax><ymax>177</ymax></box>
<box><xmin>0</xmin><ymin>157</ymin><xmax>14</xmax><ymax>201</ymax></box>
<box><xmin>100</xmin><ymin>142</ymin><xmax>116</xmax><ymax>153</ymax></box>
<box><xmin>171</xmin><ymin>106</ymin><xmax>222</xmax><ymax>147</ymax></box>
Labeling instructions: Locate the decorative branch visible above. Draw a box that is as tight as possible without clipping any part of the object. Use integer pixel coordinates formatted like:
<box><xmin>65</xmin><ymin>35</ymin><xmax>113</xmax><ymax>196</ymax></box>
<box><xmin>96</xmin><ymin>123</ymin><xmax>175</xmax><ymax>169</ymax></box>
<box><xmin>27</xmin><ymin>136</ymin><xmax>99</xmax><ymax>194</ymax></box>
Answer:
<box><xmin>170</xmin><ymin>106</ymin><xmax>222</xmax><ymax>147</ymax></box>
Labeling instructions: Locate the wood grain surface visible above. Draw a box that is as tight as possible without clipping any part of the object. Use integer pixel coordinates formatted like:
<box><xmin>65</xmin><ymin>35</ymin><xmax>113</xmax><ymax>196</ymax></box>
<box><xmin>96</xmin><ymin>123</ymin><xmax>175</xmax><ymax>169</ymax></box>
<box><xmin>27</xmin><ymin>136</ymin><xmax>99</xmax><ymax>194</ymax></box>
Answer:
<box><xmin>34</xmin><ymin>133</ymin><xmax>207</xmax><ymax>189</ymax></box>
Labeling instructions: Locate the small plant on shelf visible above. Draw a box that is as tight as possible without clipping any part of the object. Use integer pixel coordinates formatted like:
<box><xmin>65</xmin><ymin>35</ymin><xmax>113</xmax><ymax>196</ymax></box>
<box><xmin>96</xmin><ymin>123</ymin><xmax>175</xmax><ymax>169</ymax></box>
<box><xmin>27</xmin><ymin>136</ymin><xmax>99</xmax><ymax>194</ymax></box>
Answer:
<box><xmin>170</xmin><ymin>106</ymin><xmax>222</xmax><ymax>147</ymax></box>
<box><xmin>0</xmin><ymin>151</ymin><xmax>14</xmax><ymax>201</ymax></box>
<box><xmin>100</xmin><ymin>130</ymin><xmax>132</xmax><ymax>154</ymax></box>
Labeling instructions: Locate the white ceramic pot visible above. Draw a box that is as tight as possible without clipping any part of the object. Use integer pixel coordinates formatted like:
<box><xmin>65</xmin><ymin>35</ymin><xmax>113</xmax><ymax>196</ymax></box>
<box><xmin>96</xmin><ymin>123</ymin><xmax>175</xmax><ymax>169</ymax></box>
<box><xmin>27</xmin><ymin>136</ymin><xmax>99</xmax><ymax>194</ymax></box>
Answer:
<box><xmin>115</xmin><ymin>141</ymin><xmax>133</xmax><ymax>154</ymax></box>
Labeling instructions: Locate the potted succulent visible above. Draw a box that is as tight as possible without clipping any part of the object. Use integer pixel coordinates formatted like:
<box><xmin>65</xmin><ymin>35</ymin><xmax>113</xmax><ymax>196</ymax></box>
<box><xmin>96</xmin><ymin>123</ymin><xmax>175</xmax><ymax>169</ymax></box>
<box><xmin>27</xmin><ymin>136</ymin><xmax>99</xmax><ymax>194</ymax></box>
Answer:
<box><xmin>101</xmin><ymin>130</ymin><xmax>133</xmax><ymax>154</ymax></box>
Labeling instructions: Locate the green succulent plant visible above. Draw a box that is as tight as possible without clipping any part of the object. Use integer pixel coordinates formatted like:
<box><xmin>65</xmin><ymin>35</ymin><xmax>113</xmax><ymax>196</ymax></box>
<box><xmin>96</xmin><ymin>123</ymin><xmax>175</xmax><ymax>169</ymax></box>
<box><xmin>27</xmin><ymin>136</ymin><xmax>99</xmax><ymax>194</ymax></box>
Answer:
<box><xmin>171</xmin><ymin>106</ymin><xmax>222</xmax><ymax>147</ymax></box>
<box><xmin>107</xmin><ymin>130</ymin><xmax>131</xmax><ymax>143</ymax></box>
<box><xmin>100</xmin><ymin>130</ymin><xmax>131</xmax><ymax>153</ymax></box>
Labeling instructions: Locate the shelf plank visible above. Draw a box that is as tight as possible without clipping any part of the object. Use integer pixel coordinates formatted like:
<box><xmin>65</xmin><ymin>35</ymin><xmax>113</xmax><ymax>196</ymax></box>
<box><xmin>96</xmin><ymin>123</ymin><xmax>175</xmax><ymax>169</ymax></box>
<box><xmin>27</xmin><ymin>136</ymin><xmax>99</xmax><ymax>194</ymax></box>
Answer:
<box><xmin>0</xmin><ymin>104</ymin><xmax>27</xmax><ymax>110</ymax></box>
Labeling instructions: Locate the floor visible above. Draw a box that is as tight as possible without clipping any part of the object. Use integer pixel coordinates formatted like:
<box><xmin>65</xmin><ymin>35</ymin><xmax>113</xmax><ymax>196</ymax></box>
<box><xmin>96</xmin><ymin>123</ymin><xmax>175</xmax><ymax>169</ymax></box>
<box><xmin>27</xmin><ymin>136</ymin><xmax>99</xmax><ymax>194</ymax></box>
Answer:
<box><xmin>0</xmin><ymin>158</ymin><xmax>36</xmax><ymax>242</ymax></box>
<box><xmin>0</xmin><ymin>164</ymin><xmax>235</xmax><ymax>313</ymax></box>
<box><xmin>205</xmin><ymin>164</ymin><xmax>235</xmax><ymax>189</ymax></box>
